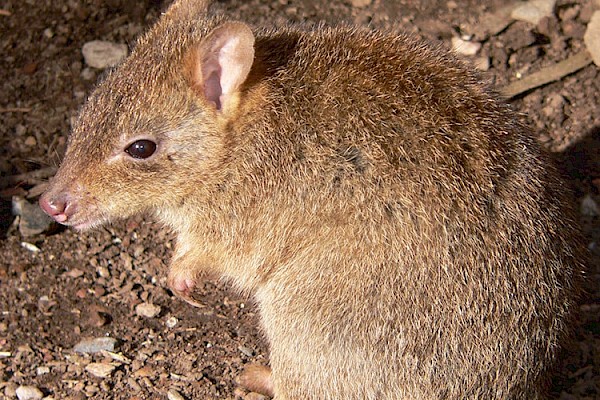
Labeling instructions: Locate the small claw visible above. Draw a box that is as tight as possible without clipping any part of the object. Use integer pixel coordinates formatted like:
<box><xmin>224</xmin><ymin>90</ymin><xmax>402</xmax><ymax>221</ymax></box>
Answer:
<box><xmin>179</xmin><ymin>293</ymin><xmax>206</xmax><ymax>308</ymax></box>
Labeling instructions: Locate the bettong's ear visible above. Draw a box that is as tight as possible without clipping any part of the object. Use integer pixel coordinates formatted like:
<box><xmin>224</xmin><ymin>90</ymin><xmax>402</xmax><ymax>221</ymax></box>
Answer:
<box><xmin>188</xmin><ymin>22</ymin><xmax>255</xmax><ymax>112</ymax></box>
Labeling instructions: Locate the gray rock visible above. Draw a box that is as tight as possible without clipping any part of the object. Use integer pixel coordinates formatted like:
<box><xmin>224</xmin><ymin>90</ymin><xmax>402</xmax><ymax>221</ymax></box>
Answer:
<box><xmin>82</xmin><ymin>40</ymin><xmax>128</xmax><ymax>69</ymax></box>
<box><xmin>12</xmin><ymin>196</ymin><xmax>53</xmax><ymax>237</ymax></box>
<box><xmin>73</xmin><ymin>337</ymin><xmax>119</xmax><ymax>354</ymax></box>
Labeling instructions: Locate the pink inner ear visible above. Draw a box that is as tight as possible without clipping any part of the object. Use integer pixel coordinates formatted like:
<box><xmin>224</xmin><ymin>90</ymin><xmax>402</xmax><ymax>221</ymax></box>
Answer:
<box><xmin>194</xmin><ymin>22</ymin><xmax>255</xmax><ymax>112</ymax></box>
<box><xmin>203</xmin><ymin>69</ymin><xmax>222</xmax><ymax>110</ymax></box>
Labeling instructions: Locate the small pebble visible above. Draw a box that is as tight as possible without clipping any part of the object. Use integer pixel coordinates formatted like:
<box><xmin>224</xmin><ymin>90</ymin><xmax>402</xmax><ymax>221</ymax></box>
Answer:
<box><xmin>15</xmin><ymin>385</ymin><xmax>43</xmax><ymax>400</ymax></box>
<box><xmin>135</xmin><ymin>302</ymin><xmax>161</xmax><ymax>318</ymax></box>
<box><xmin>165</xmin><ymin>316</ymin><xmax>178</xmax><ymax>328</ymax></box>
<box><xmin>127</xmin><ymin>378</ymin><xmax>143</xmax><ymax>392</ymax></box>
<box><xmin>82</xmin><ymin>40</ymin><xmax>128</xmax><ymax>69</ymax></box>
<box><xmin>73</xmin><ymin>337</ymin><xmax>118</xmax><ymax>354</ymax></box>
<box><xmin>4</xmin><ymin>383</ymin><xmax>17</xmax><ymax>398</ymax></box>
<box><xmin>101</xmin><ymin>352</ymin><xmax>129</xmax><ymax>366</ymax></box>
<box><xmin>86</xmin><ymin>309</ymin><xmax>111</xmax><ymax>327</ymax></box>
<box><xmin>20</xmin><ymin>242</ymin><xmax>41</xmax><ymax>253</ymax></box>
<box><xmin>21</xmin><ymin>62</ymin><xmax>37</xmax><ymax>75</ymax></box>
<box><xmin>511</xmin><ymin>0</ymin><xmax>556</xmax><ymax>25</ymax></box>
<box><xmin>64</xmin><ymin>268</ymin><xmax>84</xmax><ymax>278</ymax></box>
<box><xmin>85</xmin><ymin>362</ymin><xmax>117</xmax><ymax>378</ymax></box>
<box><xmin>133</xmin><ymin>365</ymin><xmax>154</xmax><ymax>377</ymax></box>
<box><xmin>542</xmin><ymin>93</ymin><xmax>565</xmax><ymax>118</ymax></box>
<box><xmin>167</xmin><ymin>388</ymin><xmax>185</xmax><ymax>400</ymax></box>
<box><xmin>581</xmin><ymin>194</ymin><xmax>600</xmax><ymax>217</ymax></box>
<box><xmin>133</xmin><ymin>245</ymin><xmax>145</xmax><ymax>258</ymax></box>
<box><xmin>14</xmin><ymin>124</ymin><xmax>26</xmax><ymax>136</ymax></box>
<box><xmin>451</xmin><ymin>37</ymin><xmax>481</xmax><ymax>56</ymax></box>
<box><xmin>36</xmin><ymin>366</ymin><xmax>50</xmax><ymax>375</ymax></box>
<box><xmin>239</xmin><ymin>346</ymin><xmax>254</xmax><ymax>357</ymax></box>
<box><xmin>474</xmin><ymin>57</ymin><xmax>490</xmax><ymax>71</ymax></box>
<box><xmin>81</xmin><ymin>67</ymin><xmax>96</xmax><ymax>80</ymax></box>
<box><xmin>584</xmin><ymin>11</ymin><xmax>600</xmax><ymax>66</ymax></box>
<box><xmin>350</xmin><ymin>0</ymin><xmax>371</xmax><ymax>8</ymax></box>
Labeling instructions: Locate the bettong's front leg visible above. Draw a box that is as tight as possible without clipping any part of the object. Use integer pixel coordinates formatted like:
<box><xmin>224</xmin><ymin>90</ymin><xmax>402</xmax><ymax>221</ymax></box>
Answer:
<box><xmin>166</xmin><ymin>246</ymin><xmax>213</xmax><ymax>308</ymax></box>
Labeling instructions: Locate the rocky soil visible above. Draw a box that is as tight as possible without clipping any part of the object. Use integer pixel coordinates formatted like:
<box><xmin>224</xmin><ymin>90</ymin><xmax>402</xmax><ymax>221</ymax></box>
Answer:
<box><xmin>1</xmin><ymin>0</ymin><xmax>600</xmax><ymax>399</ymax></box>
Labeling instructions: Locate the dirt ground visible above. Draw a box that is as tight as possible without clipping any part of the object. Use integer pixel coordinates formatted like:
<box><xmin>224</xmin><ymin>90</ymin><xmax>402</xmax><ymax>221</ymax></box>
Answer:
<box><xmin>1</xmin><ymin>0</ymin><xmax>600</xmax><ymax>399</ymax></box>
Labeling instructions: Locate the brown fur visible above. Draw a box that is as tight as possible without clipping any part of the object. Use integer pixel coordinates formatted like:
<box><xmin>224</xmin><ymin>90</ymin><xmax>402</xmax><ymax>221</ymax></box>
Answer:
<box><xmin>40</xmin><ymin>0</ymin><xmax>584</xmax><ymax>398</ymax></box>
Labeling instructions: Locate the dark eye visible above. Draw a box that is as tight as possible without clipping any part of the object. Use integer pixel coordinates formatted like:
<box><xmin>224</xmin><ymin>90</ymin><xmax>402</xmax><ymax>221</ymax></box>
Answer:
<box><xmin>125</xmin><ymin>140</ymin><xmax>157</xmax><ymax>159</ymax></box>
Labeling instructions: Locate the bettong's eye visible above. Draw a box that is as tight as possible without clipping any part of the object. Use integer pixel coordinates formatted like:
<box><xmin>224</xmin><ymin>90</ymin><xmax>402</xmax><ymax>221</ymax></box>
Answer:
<box><xmin>125</xmin><ymin>140</ymin><xmax>157</xmax><ymax>159</ymax></box>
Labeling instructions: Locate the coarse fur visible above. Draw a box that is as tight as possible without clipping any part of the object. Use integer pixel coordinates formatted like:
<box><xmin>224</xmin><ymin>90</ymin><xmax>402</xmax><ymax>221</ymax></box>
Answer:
<box><xmin>40</xmin><ymin>0</ymin><xmax>584</xmax><ymax>398</ymax></box>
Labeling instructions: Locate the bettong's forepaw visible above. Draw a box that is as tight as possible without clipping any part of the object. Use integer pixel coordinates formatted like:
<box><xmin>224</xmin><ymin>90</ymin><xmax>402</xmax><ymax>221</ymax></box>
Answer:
<box><xmin>236</xmin><ymin>364</ymin><xmax>274</xmax><ymax>399</ymax></box>
<box><xmin>167</xmin><ymin>268</ymin><xmax>206</xmax><ymax>308</ymax></box>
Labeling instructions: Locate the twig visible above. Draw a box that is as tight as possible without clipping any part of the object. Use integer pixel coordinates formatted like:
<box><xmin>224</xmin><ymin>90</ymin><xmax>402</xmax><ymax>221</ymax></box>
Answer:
<box><xmin>0</xmin><ymin>166</ymin><xmax>57</xmax><ymax>188</ymax></box>
<box><xmin>0</xmin><ymin>107</ymin><xmax>32</xmax><ymax>113</ymax></box>
<box><xmin>501</xmin><ymin>50</ymin><xmax>593</xmax><ymax>99</ymax></box>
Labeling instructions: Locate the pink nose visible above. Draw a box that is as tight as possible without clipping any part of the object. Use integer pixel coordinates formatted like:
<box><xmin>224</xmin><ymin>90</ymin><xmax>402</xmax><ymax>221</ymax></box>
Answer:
<box><xmin>39</xmin><ymin>193</ymin><xmax>75</xmax><ymax>223</ymax></box>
